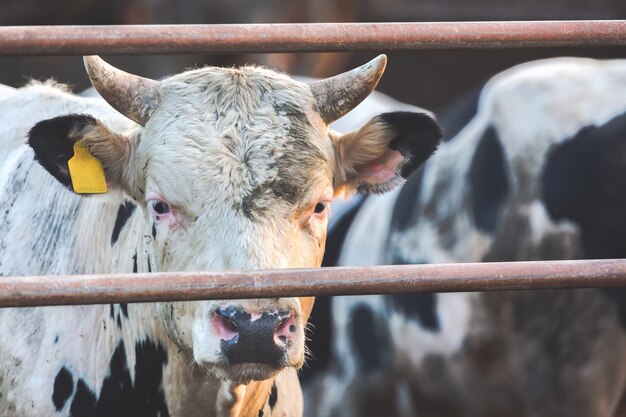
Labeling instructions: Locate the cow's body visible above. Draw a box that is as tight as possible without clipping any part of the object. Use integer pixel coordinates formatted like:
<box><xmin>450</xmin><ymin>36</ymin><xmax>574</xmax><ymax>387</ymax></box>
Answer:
<box><xmin>0</xmin><ymin>56</ymin><xmax>442</xmax><ymax>417</ymax></box>
<box><xmin>309</xmin><ymin>58</ymin><xmax>626</xmax><ymax>417</ymax></box>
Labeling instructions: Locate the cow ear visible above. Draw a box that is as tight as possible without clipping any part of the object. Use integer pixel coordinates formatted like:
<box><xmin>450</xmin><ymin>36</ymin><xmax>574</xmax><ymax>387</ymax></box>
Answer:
<box><xmin>28</xmin><ymin>114</ymin><xmax>136</xmax><ymax>195</ymax></box>
<box><xmin>334</xmin><ymin>111</ymin><xmax>442</xmax><ymax>195</ymax></box>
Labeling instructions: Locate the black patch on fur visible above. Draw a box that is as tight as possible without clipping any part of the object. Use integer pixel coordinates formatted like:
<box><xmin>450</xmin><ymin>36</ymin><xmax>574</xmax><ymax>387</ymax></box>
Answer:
<box><xmin>54</xmin><ymin>335</ymin><xmax>59</xmax><ymax>344</ymax></box>
<box><xmin>241</xmin><ymin>186</ymin><xmax>270</xmax><ymax>221</ymax></box>
<box><xmin>132</xmin><ymin>339</ymin><xmax>170</xmax><ymax>415</ymax></box>
<box><xmin>147</xmin><ymin>255</ymin><xmax>152</xmax><ymax>273</ymax></box>
<box><xmin>349</xmin><ymin>304</ymin><xmax>390</xmax><ymax>372</ymax></box>
<box><xmin>67</xmin><ymin>339</ymin><xmax>169</xmax><ymax>417</ymax></box>
<box><xmin>116</xmin><ymin>315</ymin><xmax>122</xmax><ymax>329</ymax></box>
<box><xmin>151</xmin><ymin>223</ymin><xmax>157</xmax><ymax>239</ymax></box>
<box><xmin>388</xmin><ymin>293</ymin><xmax>440</xmax><ymax>332</ymax></box>
<box><xmin>542</xmin><ymin>113</ymin><xmax>626</xmax><ymax>329</ymax></box>
<box><xmin>70</xmin><ymin>379</ymin><xmax>98</xmax><ymax>416</ymax></box>
<box><xmin>239</xmin><ymin>101</ymin><xmax>325</xmax><ymax>221</ymax></box>
<box><xmin>468</xmin><ymin>126</ymin><xmax>509</xmax><ymax>234</ymax></box>
<box><xmin>273</xmin><ymin>101</ymin><xmax>310</xmax><ymax>147</ymax></box>
<box><xmin>381</xmin><ymin>112</ymin><xmax>443</xmax><ymax>178</ymax></box>
<box><xmin>437</xmin><ymin>86</ymin><xmax>482</xmax><ymax>142</ymax></box>
<box><xmin>111</xmin><ymin>201</ymin><xmax>136</xmax><ymax>246</ymax></box>
<box><xmin>109</xmin><ymin>304</ymin><xmax>115</xmax><ymax>319</ymax></box>
<box><xmin>542</xmin><ymin>112</ymin><xmax>626</xmax><ymax>259</ymax></box>
<box><xmin>120</xmin><ymin>303</ymin><xmax>128</xmax><ymax>318</ymax></box>
<box><xmin>258</xmin><ymin>409</ymin><xmax>264</xmax><ymax>417</ymax></box>
<box><xmin>268</xmin><ymin>383</ymin><xmax>278</xmax><ymax>410</ymax></box>
<box><xmin>391</xmin><ymin>166</ymin><xmax>425</xmax><ymax>232</ymax></box>
<box><xmin>52</xmin><ymin>366</ymin><xmax>74</xmax><ymax>411</ymax></box>
<box><xmin>132</xmin><ymin>252</ymin><xmax>138</xmax><ymax>273</ymax></box>
<box><xmin>27</xmin><ymin>114</ymin><xmax>98</xmax><ymax>190</ymax></box>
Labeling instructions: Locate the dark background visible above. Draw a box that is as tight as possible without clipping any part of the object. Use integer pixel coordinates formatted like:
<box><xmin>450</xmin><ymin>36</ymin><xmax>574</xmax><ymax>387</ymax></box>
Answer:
<box><xmin>2</xmin><ymin>0</ymin><xmax>626</xmax><ymax>113</ymax></box>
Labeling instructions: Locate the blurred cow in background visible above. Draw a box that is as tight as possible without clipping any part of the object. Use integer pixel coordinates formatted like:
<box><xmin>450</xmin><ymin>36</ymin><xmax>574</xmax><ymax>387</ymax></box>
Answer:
<box><xmin>306</xmin><ymin>57</ymin><xmax>626</xmax><ymax>417</ymax></box>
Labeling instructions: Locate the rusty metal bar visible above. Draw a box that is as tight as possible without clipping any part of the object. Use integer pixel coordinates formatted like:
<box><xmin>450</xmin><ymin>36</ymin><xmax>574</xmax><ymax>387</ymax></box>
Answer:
<box><xmin>1</xmin><ymin>21</ymin><xmax>626</xmax><ymax>56</ymax></box>
<box><xmin>0</xmin><ymin>259</ymin><xmax>625</xmax><ymax>307</ymax></box>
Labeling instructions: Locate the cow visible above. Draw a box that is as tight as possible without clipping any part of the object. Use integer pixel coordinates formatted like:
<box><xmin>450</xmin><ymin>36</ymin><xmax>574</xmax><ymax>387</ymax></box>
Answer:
<box><xmin>306</xmin><ymin>57</ymin><xmax>626</xmax><ymax>417</ymax></box>
<box><xmin>0</xmin><ymin>55</ymin><xmax>442</xmax><ymax>417</ymax></box>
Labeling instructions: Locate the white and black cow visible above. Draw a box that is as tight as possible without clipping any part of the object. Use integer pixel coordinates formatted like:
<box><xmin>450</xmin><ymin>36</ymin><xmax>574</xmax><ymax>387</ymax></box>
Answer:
<box><xmin>0</xmin><ymin>56</ymin><xmax>442</xmax><ymax>417</ymax></box>
<box><xmin>307</xmin><ymin>57</ymin><xmax>626</xmax><ymax>417</ymax></box>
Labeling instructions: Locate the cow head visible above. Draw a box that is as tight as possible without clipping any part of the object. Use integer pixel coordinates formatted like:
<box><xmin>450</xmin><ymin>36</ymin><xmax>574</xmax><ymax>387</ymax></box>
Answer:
<box><xmin>28</xmin><ymin>55</ymin><xmax>442</xmax><ymax>383</ymax></box>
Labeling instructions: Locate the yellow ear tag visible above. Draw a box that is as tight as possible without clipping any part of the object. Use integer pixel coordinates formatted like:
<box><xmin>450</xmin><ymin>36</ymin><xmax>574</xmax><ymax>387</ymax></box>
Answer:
<box><xmin>67</xmin><ymin>142</ymin><xmax>108</xmax><ymax>194</ymax></box>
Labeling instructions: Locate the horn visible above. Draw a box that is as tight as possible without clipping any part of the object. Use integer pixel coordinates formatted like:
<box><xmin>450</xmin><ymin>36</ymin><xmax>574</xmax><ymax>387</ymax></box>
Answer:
<box><xmin>309</xmin><ymin>54</ymin><xmax>387</xmax><ymax>124</ymax></box>
<box><xmin>83</xmin><ymin>56</ymin><xmax>160</xmax><ymax>126</ymax></box>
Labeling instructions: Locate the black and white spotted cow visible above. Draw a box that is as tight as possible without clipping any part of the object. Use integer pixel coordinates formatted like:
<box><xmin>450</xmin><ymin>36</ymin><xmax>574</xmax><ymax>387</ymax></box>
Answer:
<box><xmin>0</xmin><ymin>56</ymin><xmax>442</xmax><ymax>417</ymax></box>
<box><xmin>307</xmin><ymin>57</ymin><xmax>626</xmax><ymax>417</ymax></box>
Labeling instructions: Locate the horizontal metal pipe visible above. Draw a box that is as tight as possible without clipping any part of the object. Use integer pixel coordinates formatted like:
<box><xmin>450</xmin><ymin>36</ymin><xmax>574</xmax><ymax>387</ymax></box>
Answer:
<box><xmin>0</xmin><ymin>259</ymin><xmax>625</xmax><ymax>307</ymax></box>
<box><xmin>1</xmin><ymin>21</ymin><xmax>626</xmax><ymax>56</ymax></box>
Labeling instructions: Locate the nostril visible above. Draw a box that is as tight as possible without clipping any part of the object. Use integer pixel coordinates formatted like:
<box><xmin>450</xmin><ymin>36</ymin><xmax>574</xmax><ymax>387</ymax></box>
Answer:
<box><xmin>213</xmin><ymin>309</ymin><xmax>239</xmax><ymax>341</ymax></box>
<box><xmin>274</xmin><ymin>312</ymin><xmax>297</xmax><ymax>346</ymax></box>
<box><xmin>223</xmin><ymin>317</ymin><xmax>238</xmax><ymax>332</ymax></box>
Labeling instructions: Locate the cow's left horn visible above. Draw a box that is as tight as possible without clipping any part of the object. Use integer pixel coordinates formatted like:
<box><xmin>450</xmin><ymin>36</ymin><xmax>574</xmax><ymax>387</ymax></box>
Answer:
<box><xmin>83</xmin><ymin>56</ymin><xmax>160</xmax><ymax>126</ymax></box>
<box><xmin>309</xmin><ymin>54</ymin><xmax>387</xmax><ymax>124</ymax></box>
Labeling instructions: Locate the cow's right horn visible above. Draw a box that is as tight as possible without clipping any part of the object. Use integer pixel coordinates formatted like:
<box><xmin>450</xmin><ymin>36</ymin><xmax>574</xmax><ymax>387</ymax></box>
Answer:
<box><xmin>309</xmin><ymin>54</ymin><xmax>387</xmax><ymax>124</ymax></box>
<box><xmin>83</xmin><ymin>56</ymin><xmax>160</xmax><ymax>126</ymax></box>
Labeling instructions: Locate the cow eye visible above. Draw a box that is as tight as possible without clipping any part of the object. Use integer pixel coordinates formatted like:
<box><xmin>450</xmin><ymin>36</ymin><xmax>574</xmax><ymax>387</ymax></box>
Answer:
<box><xmin>152</xmin><ymin>201</ymin><xmax>170</xmax><ymax>215</ymax></box>
<box><xmin>314</xmin><ymin>202</ymin><xmax>328</xmax><ymax>214</ymax></box>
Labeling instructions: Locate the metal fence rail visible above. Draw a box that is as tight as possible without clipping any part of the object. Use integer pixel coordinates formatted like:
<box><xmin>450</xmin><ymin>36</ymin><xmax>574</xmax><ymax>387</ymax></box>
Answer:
<box><xmin>1</xmin><ymin>259</ymin><xmax>625</xmax><ymax>307</ymax></box>
<box><xmin>1</xmin><ymin>20</ymin><xmax>626</xmax><ymax>55</ymax></box>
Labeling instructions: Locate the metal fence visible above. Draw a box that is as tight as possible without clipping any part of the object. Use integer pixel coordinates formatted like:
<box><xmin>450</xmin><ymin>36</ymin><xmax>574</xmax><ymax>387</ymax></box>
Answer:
<box><xmin>2</xmin><ymin>21</ymin><xmax>626</xmax><ymax>306</ymax></box>
<box><xmin>1</xmin><ymin>260</ymin><xmax>625</xmax><ymax>307</ymax></box>
<box><xmin>1</xmin><ymin>21</ymin><xmax>626</xmax><ymax>55</ymax></box>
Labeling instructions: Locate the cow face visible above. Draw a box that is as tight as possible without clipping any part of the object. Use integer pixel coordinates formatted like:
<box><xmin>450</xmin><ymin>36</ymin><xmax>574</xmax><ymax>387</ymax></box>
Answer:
<box><xmin>28</xmin><ymin>56</ymin><xmax>442</xmax><ymax>383</ymax></box>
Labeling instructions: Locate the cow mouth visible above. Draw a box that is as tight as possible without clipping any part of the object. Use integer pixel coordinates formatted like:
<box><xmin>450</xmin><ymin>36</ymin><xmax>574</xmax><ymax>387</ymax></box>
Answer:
<box><xmin>224</xmin><ymin>363</ymin><xmax>283</xmax><ymax>384</ymax></box>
